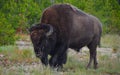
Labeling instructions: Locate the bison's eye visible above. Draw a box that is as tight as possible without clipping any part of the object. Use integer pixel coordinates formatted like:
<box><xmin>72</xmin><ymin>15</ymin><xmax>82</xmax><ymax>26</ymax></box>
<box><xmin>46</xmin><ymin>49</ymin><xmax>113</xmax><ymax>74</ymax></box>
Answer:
<box><xmin>33</xmin><ymin>32</ymin><xmax>37</xmax><ymax>36</ymax></box>
<box><xmin>30</xmin><ymin>31</ymin><xmax>39</xmax><ymax>39</ymax></box>
<box><xmin>30</xmin><ymin>30</ymin><xmax>38</xmax><ymax>36</ymax></box>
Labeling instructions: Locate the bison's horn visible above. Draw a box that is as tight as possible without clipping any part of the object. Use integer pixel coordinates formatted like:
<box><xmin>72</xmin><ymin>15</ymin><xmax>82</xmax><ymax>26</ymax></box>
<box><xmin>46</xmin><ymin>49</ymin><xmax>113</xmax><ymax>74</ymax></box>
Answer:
<box><xmin>46</xmin><ymin>25</ymin><xmax>53</xmax><ymax>36</ymax></box>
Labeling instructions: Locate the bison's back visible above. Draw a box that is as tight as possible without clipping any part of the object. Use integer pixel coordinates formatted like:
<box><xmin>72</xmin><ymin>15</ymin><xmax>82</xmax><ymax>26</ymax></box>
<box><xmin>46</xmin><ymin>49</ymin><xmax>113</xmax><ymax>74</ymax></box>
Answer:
<box><xmin>69</xmin><ymin>6</ymin><xmax>102</xmax><ymax>49</ymax></box>
<box><xmin>40</xmin><ymin>4</ymin><xmax>102</xmax><ymax>48</ymax></box>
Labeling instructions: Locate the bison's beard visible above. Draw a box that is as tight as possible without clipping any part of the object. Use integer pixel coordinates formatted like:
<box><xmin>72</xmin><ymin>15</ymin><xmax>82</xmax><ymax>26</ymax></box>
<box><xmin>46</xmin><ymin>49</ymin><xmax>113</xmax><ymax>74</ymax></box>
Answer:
<box><xmin>36</xmin><ymin>51</ymin><xmax>49</xmax><ymax>66</ymax></box>
<box><xmin>38</xmin><ymin>52</ymin><xmax>48</xmax><ymax>66</ymax></box>
<box><xmin>41</xmin><ymin>55</ymin><xmax>49</xmax><ymax>66</ymax></box>
<box><xmin>34</xmin><ymin>47</ymin><xmax>49</xmax><ymax>66</ymax></box>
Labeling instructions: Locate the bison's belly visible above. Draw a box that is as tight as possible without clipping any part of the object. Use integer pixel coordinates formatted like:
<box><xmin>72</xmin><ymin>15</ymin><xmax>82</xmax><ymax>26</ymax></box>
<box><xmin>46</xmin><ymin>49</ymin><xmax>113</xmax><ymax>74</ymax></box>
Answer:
<box><xmin>69</xmin><ymin>36</ymin><xmax>92</xmax><ymax>50</ymax></box>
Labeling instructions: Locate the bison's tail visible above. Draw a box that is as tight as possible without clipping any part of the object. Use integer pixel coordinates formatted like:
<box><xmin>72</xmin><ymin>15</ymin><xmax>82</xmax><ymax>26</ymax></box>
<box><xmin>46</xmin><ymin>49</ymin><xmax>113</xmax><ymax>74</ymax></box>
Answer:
<box><xmin>98</xmin><ymin>23</ymin><xmax>102</xmax><ymax>48</ymax></box>
<box><xmin>98</xmin><ymin>31</ymin><xmax>102</xmax><ymax>48</ymax></box>
<box><xmin>98</xmin><ymin>40</ymin><xmax>101</xmax><ymax>48</ymax></box>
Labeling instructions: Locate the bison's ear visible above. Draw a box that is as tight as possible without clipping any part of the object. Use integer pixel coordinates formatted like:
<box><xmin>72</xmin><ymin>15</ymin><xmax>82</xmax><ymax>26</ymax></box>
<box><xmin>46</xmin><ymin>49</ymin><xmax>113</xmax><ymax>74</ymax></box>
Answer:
<box><xmin>29</xmin><ymin>23</ymin><xmax>41</xmax><ymax>32</ymax></box>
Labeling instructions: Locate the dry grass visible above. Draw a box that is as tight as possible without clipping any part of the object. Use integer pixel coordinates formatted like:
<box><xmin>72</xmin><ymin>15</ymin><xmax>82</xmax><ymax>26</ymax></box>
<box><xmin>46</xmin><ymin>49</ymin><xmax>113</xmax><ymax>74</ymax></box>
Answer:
<box><xmin>0</xmin><ymin>46</ymin><xmax>120</xmax><ymax>75</ymax></box>
<box><xmin>0</xmin><ymin>34</ymin><xmax>120</xmax><ymax>75</ymax></box>
<box><xmin>101</xmin><ymin>34</ymin><xmax>120</xmax><ymax>48</ymax></box>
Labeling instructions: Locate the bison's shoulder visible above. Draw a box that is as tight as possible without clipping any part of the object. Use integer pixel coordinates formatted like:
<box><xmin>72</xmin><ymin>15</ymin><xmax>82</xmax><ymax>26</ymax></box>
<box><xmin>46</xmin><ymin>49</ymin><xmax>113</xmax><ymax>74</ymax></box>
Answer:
<box><xmin>70</xmin><ymin>5</ymin><xmax>87</xmax><ymax>16</ymax></box>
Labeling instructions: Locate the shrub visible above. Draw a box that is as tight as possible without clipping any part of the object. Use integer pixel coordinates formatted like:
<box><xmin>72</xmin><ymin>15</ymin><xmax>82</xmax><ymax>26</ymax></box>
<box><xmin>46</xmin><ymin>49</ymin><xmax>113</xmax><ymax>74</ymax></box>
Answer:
<box><xmin>0</xmin><ymin>13</ymin><xmax>15</xmax><ymax>45</ymax></box>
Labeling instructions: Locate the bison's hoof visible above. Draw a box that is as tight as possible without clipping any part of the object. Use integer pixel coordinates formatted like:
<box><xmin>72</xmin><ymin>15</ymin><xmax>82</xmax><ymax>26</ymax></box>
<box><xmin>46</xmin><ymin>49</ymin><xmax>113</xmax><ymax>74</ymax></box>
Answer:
<box><xmin>94</xmin><ymin>65</ymin><xmax>98</xmax><ymax>69</ymax></box>
<box><xmin>86</xmin><ymin>65</ymin><xmax>92</xmax><ymax>70</ymax></box>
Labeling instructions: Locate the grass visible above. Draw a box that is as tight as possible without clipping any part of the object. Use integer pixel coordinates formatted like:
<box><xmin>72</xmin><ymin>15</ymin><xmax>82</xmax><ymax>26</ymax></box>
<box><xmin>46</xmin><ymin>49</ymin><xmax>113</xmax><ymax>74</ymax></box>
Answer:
<box><xmin>101</xmin><ymin>34</ymin><xmax>120</xmax><ymax>49</ymax></box>
<box><xmin>0</xmin><ymin>46</ymin><xmax>120</xmax><ymax>75</ymax></box>
<box><xmin>15</xmin><ymin>34</ymin><xmax>30</xmax><ymax>41</ymax></box>
<box><xmin>0</xmin><ymin>34</ymin><xmax>120</xmax><ymax>75</ymax></box>
<box><xmin>0</xmin><ymin>46</ymin><xmax>39</xmax><ymax>67</ymax></box>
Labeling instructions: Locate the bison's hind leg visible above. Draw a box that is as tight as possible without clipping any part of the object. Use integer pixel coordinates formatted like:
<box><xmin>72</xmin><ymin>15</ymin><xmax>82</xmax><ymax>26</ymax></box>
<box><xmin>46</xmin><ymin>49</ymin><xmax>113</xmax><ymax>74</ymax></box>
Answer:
<box><xmin>86</xmin><ymin>39</ymin><xmax>98</xmax><ymax>69</ymax></box>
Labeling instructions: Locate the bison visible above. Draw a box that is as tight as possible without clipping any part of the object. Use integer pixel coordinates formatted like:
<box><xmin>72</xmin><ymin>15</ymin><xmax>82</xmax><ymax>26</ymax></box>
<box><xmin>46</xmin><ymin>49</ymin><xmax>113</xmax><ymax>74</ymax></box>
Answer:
<box><xmin>29</xmin><ymin>4</ymin><xmax>102</xmax><ymax>69</ymax></box>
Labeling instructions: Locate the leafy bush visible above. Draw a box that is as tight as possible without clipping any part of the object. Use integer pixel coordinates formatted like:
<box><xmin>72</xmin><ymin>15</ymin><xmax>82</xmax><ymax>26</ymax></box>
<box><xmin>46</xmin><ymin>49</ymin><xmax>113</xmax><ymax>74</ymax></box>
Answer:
<box><xmin>0</xmin><ymin>13</ymin><xmax>15</xmax><ymax>45</ymax></box>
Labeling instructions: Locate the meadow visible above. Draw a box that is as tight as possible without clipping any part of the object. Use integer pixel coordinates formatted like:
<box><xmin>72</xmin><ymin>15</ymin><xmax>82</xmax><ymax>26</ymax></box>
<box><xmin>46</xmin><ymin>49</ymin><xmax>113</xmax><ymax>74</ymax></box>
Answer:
<box><xmin>0</xmin><ymin>34</ymin><xmax>120</xmax><ymax>75</ymax></box>
<box><xmin>0</xmin><ymin>1</ymin><xmax>120</xmax><ymax>75</ymax></box>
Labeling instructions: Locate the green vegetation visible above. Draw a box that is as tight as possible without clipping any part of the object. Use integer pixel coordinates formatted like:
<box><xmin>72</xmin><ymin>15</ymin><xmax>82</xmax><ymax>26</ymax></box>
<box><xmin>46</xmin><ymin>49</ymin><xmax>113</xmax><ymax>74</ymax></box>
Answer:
<box><xmin>0</xmin><ymin>0</ymin><xmax>120</xmax><ymax>74</ymax></box>
<box><xmin>0</xmin><ymin>0</ymin><xmax>120</xmax><ymax>45</ymax></box>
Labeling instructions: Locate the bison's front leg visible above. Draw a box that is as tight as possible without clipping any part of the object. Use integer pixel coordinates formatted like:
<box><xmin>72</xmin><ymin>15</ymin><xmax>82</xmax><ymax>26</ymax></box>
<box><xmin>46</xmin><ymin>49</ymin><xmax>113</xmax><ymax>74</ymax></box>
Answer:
<box><xmin>41</xmin><ymin>55</ymin><xmax>49</xmax><ymax>66</ymax></box>
<box><xmin>49</xmin><ymin>43</ymin><xmax>68</xmax><ymax>69</ymax></box>
<box><xmin>49</xmin><ymin>52</ymin><xmax>67</xmax><ymax>68</ymax></box>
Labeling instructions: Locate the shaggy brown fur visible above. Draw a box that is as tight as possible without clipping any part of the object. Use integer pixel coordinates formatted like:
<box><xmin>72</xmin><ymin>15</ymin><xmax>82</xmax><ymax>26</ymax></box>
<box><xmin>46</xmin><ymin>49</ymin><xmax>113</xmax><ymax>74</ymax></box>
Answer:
<box><xmin>29</xmin><ymin>4</ymin><xmax>102</xmax><ymax>69</ymax></box>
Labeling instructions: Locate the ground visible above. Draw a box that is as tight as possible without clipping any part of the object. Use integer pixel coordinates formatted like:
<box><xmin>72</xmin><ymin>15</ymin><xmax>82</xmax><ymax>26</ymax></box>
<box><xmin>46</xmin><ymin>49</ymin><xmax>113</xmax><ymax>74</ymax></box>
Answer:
<box><xmin>0</xmin><ymin>34</ymin><xmax>120</xmax><ymax>75</ymax></box>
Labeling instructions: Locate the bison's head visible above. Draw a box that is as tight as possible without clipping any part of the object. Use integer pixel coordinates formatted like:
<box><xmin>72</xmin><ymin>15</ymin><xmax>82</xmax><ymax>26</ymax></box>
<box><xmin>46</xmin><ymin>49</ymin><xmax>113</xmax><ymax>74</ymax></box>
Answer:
<box><xmin>29</xmin><ymin>23</ymin><xmax>56</xmax><ymax>65</ymax></box>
